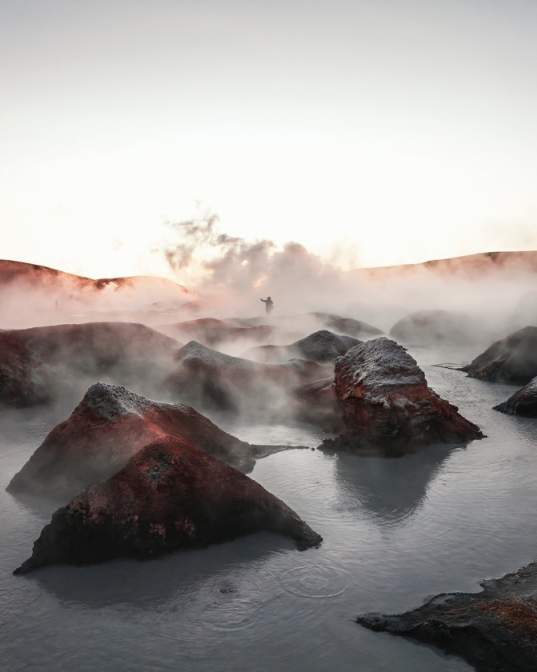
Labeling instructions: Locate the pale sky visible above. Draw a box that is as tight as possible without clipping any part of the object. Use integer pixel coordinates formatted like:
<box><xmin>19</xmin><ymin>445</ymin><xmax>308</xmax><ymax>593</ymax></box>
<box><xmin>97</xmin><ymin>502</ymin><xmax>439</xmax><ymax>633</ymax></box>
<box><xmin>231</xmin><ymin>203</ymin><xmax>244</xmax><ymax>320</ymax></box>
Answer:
<box><xmin>2</xmin><ymin>0</ymin><xmax>537</xmax><ymax>281</ymax></box>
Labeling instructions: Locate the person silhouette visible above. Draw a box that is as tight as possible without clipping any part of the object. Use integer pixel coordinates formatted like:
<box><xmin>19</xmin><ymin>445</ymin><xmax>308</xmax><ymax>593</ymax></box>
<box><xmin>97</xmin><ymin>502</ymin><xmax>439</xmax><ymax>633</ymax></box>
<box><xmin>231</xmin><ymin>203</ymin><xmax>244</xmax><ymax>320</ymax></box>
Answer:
<box><xmin>260</xmin><ymin>296</ymin><xmax>274</xmax><ymax>315</ymax></box>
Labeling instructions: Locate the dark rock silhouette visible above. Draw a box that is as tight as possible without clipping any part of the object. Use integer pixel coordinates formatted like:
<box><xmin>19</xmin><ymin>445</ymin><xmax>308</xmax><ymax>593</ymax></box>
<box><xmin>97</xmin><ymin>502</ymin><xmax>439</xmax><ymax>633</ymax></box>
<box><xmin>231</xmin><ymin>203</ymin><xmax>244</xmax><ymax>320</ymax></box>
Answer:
<box><xmin>325</xmin><ymin>337</ymin><xmax>483</xmax><ymax>455</ymax></box>
<box><xmin>246</xmin><ymin>330</ymin><xmax>361</xmax><ymax>364</ymax></box>
<box><xmin>14</xmin><ymin>434</ymin><xmax>322</xmax><ymax>574</ymax></box>
<box><xmin>166</xmin><ymin>340</ymin><xmax>326</xmax><ymax>414</ymax></box>
<box><xmin>389</xmin><ymin>309</ymin><xmax>481</xmax><ymax>345</ymax></box>
<box><xmin>7</xmin><ymin>383</ymin><xmax>268</xmax><ymax>501</ymax></box>
<box><xmin>494</xmin><ymin>377</ymin><xmax>537</xmax><ymax>417</ymax></box>
<box><xmin>358</xmin><ymin>561</ymin><xmax>537</xmax><ymax>672</ymax></box>
<box><xmin>0</xmin><ymin>322</ymin><xmax>182</xmax><ymax>408</ymax></box>
<box><xmin>462</xmin><ymin>326</ymin><xmax>537</xmax><ymax>384</ymax></box>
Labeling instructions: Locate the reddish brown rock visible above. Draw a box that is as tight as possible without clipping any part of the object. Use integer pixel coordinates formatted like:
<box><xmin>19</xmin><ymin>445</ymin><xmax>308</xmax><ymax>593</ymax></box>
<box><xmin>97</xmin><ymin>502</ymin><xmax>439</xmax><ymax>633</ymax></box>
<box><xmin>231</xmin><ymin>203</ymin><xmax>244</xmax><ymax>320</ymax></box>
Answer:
<box><xmin>326</xmin><ymin>337</ymin><xmax>483</xmax><ymax>455</ymax></box>
<box><xmin>7</xmin><ymin>382</ymin><xmax>262</xmax><ymax>501</ymax></box>
<box><xmin>166</xmin><ymin>340</ymin><xmax>326</xmax><ymax>414</ymax></box>
<box><xmin>494</xmin><ymin>377</ymin><xmax>537</xmax><ymax>417</ymax></box>
<box><xmin>14</xmin><ymin>435</ymin><xmax>322</xmax><ymax>574</ymax></box>
<box><xmin>0</xmin><ymin>322</ymin><xmax>182</xmax><ymax>408</ymax></box>
<box><xmin>462</xmin><ymin>326</ymin><xmax>537</xmax><ymax>385</ymax></box>
<box><xmin>358</xmin><ymin>561</ymin><xmax>537</xmax><ymax>672</ymax></box>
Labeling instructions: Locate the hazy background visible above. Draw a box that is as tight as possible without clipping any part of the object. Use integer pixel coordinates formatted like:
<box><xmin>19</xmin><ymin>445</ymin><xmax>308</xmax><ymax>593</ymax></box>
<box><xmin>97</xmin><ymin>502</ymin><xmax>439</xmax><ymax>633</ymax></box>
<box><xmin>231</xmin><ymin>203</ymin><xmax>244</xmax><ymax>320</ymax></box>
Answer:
<box><xmin>2</xmin><ymin>0</ymin><xmax>537</xmax><ymax>282</ymax></box>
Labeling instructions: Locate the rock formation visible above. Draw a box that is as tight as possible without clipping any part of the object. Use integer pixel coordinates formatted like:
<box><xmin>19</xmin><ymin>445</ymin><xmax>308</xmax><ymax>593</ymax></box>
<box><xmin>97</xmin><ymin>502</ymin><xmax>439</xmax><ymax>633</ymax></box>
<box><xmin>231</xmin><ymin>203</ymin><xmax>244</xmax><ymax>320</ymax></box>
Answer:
<box><xmin>159</xmin><ymin>317</ymin><xmax>275</xmax><ymax>348</ymax></box>
<box><xmin>0</xmin><ymin>322</ymin><xmax>182</xmax><ymax>408</ymax></box>
<box><xmin>358</xmin><ymin>561</ymin><xmax>537</xmax><ymax>672</ymax></box>
<box><xmin>14</xmin><ymin>435</ymin><xmax>322</xmax><ymax>574</ymax></box>
<box><xmin>293</xmin><ymin>377</ymin><xmax>345</xmax><ymax>432</ymax></box>
<box><xmin>7</xmin><ymin>382</ymin><xmax>266</xmax><ymax>501</ymax></box>
<box><xmin>462</xmin><ymin>326</ymin><xmax>537</xmax><ymax>384</ymax></box>
<box><xmin>246</xmin><ymin>330</ymin><xmax>361</xmax><ymax>364</ymax></box>
<box><xmin>494</xmin><ymin>377</ymin><xmax>537</xmax><ymax>417</ymax></box>
<box><xmin>389</xmin><ymin>309</ymin><xmax>481</xmax><ymax>346</ymax></box>
<box><xmin>325</xmin><ymin>337</ymin><xmax>483</xmax><ymax>455</ymax></box>
<box><xmin>166</xmin><ymin>340</ymin><xmax>325</xmax><ymax>414</ymax></box>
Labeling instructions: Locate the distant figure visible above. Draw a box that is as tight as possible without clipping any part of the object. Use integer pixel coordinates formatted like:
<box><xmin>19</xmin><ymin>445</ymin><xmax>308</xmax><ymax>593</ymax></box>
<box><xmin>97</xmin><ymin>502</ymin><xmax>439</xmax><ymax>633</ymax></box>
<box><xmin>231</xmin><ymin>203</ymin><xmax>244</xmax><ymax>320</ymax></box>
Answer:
<box><xmin>260</xmin><ymin>296</ymin><xmax>274</xmax><ymax>315</ymax></box>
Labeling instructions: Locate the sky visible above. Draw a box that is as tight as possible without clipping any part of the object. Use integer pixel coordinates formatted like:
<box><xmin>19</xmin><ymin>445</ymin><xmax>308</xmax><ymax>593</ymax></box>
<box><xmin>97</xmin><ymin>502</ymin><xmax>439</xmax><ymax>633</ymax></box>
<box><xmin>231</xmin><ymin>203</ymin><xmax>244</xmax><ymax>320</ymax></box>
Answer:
<box><xmin>1</xmin><ymin>0</ymin><xmax>537</xmax><ymax>282</ymax></box>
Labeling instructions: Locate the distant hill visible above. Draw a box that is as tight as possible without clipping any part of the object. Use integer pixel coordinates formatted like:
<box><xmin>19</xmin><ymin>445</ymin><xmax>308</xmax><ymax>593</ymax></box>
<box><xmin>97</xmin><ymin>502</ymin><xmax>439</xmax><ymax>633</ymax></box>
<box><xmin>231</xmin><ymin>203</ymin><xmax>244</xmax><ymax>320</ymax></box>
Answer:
<box><xmin>351</xmin><ymin>251</ymin><xmax>537</xmax><ymax>279</ymax></box>
<box><xmin>0</xmin><ymin>259</ymin><xmax>193</xmax><ymax>296</ymax></box>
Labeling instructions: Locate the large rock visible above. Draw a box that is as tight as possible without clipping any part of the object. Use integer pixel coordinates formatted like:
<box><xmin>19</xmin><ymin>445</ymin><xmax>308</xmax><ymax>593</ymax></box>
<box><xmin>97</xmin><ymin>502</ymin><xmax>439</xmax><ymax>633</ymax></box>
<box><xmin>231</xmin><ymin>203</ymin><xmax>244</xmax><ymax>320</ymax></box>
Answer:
<box><xmin>389</xmin><ymin>309</ymin><xmax>481</xmax><ymax>346</ymax></box>
<box><xmin>246</xmin><ymin>330</ymin><xmax>361</xmax><ymax>364</ymax></box>
<box><xmin>14</xmin><ymin>435</ymin><xmax>322</xmax><ymax>574</ymax></box>
<box><xmin>358</xmin><ymin>561</ymin><xmax>537</xmax><ymax>672</ymax></box>
<box><xmin>159</xmin><ymin>317</ymin><xmax>275</xmax><ymax>348</ymax></box>
<box><xmin>494</xmin><ymin>377</ymin><xmax>537</xmax><ymax>417</ymax></box>
<box><xmin>292</xmin><ymin>377</ymin><xmax>345</xmax><ymax>432</ymax></box>
<box><xmin>166</xmin><ymin>340</ymin><xmax>326</xmax><ymax>414</ymax></box>
<box><xmin>7</xmin><ymin>382</ymin><xmax>268</xmax><ymax>501</ymax></box>
<box><xmin>325</xmin><ymin>337</ymin><xmax>483</xmax><ymax>455</ymax></box>
<box><xmin>462</xmin><ymin>327</ymin><xmax>537</xmax><ymax>384</ymax></box>
<box><xmin>0</xmin><ymin>322</ymin><xmax>182</xmax><ymax>408</ymax></box>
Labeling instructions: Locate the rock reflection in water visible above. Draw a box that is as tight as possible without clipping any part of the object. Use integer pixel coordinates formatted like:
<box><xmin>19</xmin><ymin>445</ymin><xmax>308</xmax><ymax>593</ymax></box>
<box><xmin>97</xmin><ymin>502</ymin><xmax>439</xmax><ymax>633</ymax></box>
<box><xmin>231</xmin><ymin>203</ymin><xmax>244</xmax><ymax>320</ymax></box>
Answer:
<box><xmin>333</xmin><ymin>445</ymin><xmax>459</xmax><ymax>525</ymax></box>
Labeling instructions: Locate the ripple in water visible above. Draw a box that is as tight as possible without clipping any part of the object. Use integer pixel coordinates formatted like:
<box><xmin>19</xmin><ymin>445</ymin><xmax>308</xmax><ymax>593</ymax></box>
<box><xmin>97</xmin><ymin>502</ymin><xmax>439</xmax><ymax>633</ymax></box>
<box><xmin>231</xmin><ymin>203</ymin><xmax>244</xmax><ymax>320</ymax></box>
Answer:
<box><xmin>279</xmin><ymin>564</ymin><xmax>350</xmax><ymax>598</ymax></box>
<box><xmin>191</xmin><ymin>571</ymin><xmax>280</xmax><ymax>632</ymax></box>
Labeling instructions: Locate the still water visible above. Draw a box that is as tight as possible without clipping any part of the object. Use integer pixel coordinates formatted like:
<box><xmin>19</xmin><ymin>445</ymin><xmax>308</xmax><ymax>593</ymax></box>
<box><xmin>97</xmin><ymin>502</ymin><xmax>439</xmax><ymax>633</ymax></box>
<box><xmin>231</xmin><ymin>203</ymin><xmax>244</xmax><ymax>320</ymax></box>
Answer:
<box><xmin>2</xmin><ymin>345</ymin><xmax>537</xmax><ymax>672</ymax></box>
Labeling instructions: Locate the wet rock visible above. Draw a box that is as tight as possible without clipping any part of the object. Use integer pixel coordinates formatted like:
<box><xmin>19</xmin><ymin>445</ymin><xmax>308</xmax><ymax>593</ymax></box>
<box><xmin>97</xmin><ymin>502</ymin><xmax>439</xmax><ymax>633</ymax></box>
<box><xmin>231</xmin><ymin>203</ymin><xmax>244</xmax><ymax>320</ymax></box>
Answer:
<box><xmin>166</xmin><ymin>340</ymin><xmax>326</xmax><ymax>414</ymax></box>
<box><xmin>293</xmin><ymin>377</ymin><xmax>345</xmax><ymax>432</ymax></box>
<box><xmin>0</xmin><ymin>322</ymin><xmax>182</xmax><ymax>408</ymax></box>
<box><xmin>462</xmin><ymin>326</ymin><xmax>537</xmax><ymax>385</ymax></box>
<box><xmin>14</xmin><ymin>434</ymin><xmax>322</xmax><ymax>574</ymax></box>
<box><xmin>247</xmin><ymin>330</ymin><xmax>361</xmax><ymax>364</ymax></box>
<box><xmin>389</xmin><ymin>309</ymin><xmax>482</xmax><ymax>346</ymax></box>
<box><xmin>494</xmin><ymin>377</ymin><xmax>537</xmax><ymax>417</ymax></box>
<box><xmin>7</xmin><ymin>382</ymin><xmax>261</xmax><ymax>501</ymax></box>
<box><xmin>358</xmin><ymin>561</ymin><xmax>537</xmax><ymax>672</ymax></box>
<box><xmin>325</xmin><ymin>337</ymin><xmax>483</xmax><ymax>455</ymax></box>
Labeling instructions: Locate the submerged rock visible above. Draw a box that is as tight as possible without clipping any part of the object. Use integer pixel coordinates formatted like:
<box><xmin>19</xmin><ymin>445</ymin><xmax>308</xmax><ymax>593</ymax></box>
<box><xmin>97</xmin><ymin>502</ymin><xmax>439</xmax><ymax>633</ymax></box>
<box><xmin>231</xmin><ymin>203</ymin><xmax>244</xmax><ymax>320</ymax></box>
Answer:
<box><xmin>325</xmin><ymin>337</ymin><xmax>483</xmax><ymax>455</ymax></box>
<box><xmin>494</xmin><ymin>377</ymin><xmax>537</xmax><ymax>417</ymax></box>
<box><xmin>166</xmin><ymin>340</ymin><xmax>325</xmax><ymax>414</ymax></box>
<box><xmin>7</xmin><ymin>382</ymin><xmax>261</xmax><ymax>501</ymax></box>
<box><xmin>247</xmin><ymin>330</ymin><xmax>361</xmax><ymax>364</ymax></box>
<box><xmin>0</xmin><ymin>322</ymin><xmax>181</xmax><ymax>408</ymax></box>
<box><xmin>358</xmin><ymin>561</ymin><xmax>537</xmax><ymax>672</ymax></box>
<box><xmin>462</xmin><ymin>326</ymin><xmax>537</xmax><ymax>385</ymax></box>
<box><xmin>14</xmin><ymin>435</ymin><xmax>322</xmax><ymax>574</ymax></box>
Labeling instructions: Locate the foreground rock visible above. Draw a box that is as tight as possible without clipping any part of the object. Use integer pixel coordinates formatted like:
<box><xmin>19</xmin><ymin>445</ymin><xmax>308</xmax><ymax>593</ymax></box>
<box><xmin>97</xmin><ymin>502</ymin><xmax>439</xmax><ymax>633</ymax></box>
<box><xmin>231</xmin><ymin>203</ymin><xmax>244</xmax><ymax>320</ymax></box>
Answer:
<box><xmin>246</xmin><ymin>330</ymin><xmax>361</xmax><ymax>364</ymax></box>
<box><xmin>494</xmin><ymin>377</ymin><xmax>537</xmax><ymax>417</ymax></box>
<box><xmin>462</xmin><ymin>326</ymin><xmax>537</xmax><ymax>385</ymax></box>
<box><xmin>15</xmin><ymin>435</ymin><xmax>322</xmax><ymax>574</ymax></box>
<box><xmin>324</xmin><ymin>337</ymin><xmax>483</xmax><ymax>455</ymax></box>
<box><xmin>166</xmin><ymin>340</ymin><xmax>326</xmax><ymax>414</ymax></box>
<box><xmin>0</xmin><ymin>322</ymin><xmax>182</xmax><ymax>408</ymax></box>
<box><xmin>358</xmin><ymin>561</ymin><xmax>537</xmax><ymax>672</ymax></box>
<box><xmin>7</xmin><ymin>383</ymin><xmax>273</xmax><ymax>501</ymax></box>
<box><xmin>389</xmin><ymin>309</ymin><xmax>482</xmax><ymax>346</ymax></box>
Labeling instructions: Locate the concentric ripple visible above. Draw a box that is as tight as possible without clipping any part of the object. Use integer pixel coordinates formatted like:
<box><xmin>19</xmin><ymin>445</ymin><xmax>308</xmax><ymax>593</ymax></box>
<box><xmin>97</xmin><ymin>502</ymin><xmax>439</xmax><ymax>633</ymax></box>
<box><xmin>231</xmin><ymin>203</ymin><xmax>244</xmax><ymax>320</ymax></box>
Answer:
<box><xmin>279</xmin><ymin>564</ymin><xmax>350</xmax><ymax>598</ymax></box>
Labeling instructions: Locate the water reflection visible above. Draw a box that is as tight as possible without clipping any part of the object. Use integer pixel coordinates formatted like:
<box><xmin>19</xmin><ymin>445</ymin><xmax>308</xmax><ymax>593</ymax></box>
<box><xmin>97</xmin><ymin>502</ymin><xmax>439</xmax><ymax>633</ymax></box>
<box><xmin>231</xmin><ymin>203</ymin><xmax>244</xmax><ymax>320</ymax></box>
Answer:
<box><xmin>28</xmin><ymin>532</ymin><xmax>293</xmax><ymax>611</ymax></box>
<box><xmin>333</xmin><ymin>445</ymin><xmax>460</xmax><ymax>525</ymax></box>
